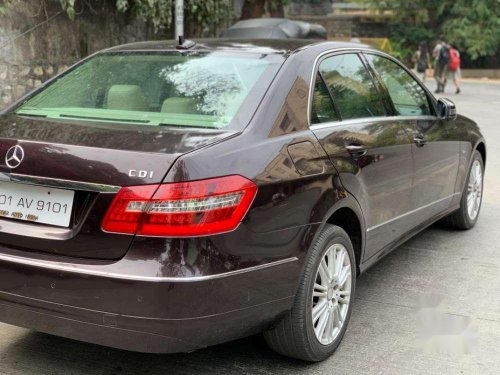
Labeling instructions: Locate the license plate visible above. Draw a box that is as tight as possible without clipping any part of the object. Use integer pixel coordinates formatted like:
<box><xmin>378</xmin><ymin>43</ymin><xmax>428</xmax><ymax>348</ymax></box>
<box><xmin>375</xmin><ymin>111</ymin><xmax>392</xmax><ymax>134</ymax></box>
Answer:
<box><xmin>0</xmin><ymin>182</ymin><xmax>74</xmax><ymax>227</ymax></box>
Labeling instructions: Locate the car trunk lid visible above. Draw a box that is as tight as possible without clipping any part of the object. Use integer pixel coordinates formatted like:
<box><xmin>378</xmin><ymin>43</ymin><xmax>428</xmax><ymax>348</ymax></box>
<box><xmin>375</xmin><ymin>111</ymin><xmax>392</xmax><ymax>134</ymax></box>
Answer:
<box><xmin>0</xmin><ymin>114</ymin><xmax>235</xmax><ymax>260</ymax></box>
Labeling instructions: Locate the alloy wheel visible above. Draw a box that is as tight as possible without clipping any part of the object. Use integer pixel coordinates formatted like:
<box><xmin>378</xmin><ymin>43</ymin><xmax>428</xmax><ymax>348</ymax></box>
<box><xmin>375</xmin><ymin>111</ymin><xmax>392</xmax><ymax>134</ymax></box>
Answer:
<box><xmin>466</xmin><ymin>159</ymin><xmax>482</xmax><ymax>221</ymax></box>
<box><xmin>311</xmin><ymin>243</ymin><xmax>352</xmax><ymax>345</ymax></box>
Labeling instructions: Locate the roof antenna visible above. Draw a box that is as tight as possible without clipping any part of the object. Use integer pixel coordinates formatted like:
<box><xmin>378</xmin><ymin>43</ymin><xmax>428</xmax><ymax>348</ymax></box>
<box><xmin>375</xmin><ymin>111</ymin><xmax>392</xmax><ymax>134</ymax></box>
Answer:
<box><xmin>176</xmin><ymin>35</ymin><xmax>196</xmax><ymax>50</ymax></box>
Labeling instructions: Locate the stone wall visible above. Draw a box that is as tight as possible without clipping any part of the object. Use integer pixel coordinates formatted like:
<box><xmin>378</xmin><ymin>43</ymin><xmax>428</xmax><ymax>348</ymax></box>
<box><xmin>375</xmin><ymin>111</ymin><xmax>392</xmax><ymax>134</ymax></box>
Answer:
<box><xmin>0</xmin><ymin>0</ymin><xmax>155</xmax><ymax>110</ymax></box>
<box><xmin>287</xmin><ymin>1</ymin><xmax>333</xmax><ymax>16</ymax></box>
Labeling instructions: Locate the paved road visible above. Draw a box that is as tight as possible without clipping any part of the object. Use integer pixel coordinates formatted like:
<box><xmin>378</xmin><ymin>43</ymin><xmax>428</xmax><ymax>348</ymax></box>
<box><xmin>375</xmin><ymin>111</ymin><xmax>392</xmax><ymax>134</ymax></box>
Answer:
<box><xmin>0</xmin><ymin>81</ymin><xmax>499</xmax><ymax>374</ymax></box>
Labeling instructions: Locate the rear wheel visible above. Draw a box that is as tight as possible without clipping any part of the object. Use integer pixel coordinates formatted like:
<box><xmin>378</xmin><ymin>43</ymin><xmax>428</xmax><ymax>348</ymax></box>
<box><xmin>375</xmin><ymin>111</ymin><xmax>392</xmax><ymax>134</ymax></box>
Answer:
<box><xmin>444</xmin><ymin>150</ymin><xmax>484</xmax><ymax>229</ymax></box>
<box><xmin>264</xmin><ymin>225</ymin><xmax>356</xmax><ymax>361</ymax></box>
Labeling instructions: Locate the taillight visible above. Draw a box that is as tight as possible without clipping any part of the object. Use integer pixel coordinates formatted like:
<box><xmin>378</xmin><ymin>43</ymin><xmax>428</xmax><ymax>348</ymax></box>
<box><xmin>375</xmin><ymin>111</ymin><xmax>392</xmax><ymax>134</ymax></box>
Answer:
<box><xmin>101</xmin><ymin>175</ymin><xmax>257</xmax><ymax>237</ymax></box>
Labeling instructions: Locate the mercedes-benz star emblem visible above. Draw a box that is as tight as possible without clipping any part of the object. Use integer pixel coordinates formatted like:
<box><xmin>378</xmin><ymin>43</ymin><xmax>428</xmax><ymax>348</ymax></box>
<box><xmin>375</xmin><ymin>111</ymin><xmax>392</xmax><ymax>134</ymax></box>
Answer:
<box><xmin>5</xmin><ymin>145</ymin><xmax>25</xmax><ymax>169</ymax></box>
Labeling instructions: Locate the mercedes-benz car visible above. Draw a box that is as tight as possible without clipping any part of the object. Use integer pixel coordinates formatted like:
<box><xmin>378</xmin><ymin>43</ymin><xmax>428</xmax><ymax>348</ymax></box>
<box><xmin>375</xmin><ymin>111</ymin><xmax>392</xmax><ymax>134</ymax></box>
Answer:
<box><xmin>0</xmin><ymin>38</ymin><xmax>485</xmax><ymax>361</ymax></box>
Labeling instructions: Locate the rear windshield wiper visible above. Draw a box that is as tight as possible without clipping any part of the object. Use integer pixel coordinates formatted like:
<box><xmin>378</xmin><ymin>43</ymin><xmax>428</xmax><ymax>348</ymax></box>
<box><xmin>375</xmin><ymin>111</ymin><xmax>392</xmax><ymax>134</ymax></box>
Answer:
<box><xmin>159</xmin><ymin>123</ymin><xmax>220</xmax><ymax>130</ymax></box>
<box><xmin>59</xmin><ymin>114</ymin><xmax>150</xmax><ymax>124</ymax></box>
<box><xmin>16</xmin><ymin>112</ymin><xmax>47</xmax><ymax>118</ymax></box>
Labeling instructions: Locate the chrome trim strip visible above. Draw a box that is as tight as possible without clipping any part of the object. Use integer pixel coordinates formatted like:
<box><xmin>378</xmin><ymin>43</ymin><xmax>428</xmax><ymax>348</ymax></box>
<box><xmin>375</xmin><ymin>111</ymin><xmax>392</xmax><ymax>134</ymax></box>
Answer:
<box><xmin>310</xmin><ymin>115</ymin><xmax>438</xmax><ymax>131</ymax></box>
<box><xmin>366</xmin><ymin>193</ymin><xmax>461</xmax><ymax>232</ymax></box>
<box><xmin>306</xmin><ymin>47</ymin><xmax>437</xmax><ymax>129</ymax></box>
<box><xmin>0</xmin><ymin>173</ymin><xmax>121</xmax><ymax>193</ymax></box>
<box><xmin>307</xmin><ymin>47</ymin><xmax>372</xmax><ymax>129</ymax></box>
<box><xmin>0</xmin><ymin>254</ymin><xmax>299</xmax><ymax>282</ymax></box>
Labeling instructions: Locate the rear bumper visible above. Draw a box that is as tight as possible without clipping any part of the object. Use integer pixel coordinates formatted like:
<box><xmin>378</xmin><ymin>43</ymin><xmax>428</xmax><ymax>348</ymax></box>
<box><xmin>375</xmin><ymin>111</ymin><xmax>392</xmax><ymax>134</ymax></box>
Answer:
<box><xmin>0</xmin><ymin>291</ymin><xmax>293</xmax><ymax>353</ymax></box>
<box><xmin>0</xmin><ymin>295</ymin><xmax>191</xmax><ymax>353</ymax></box>
<box><xmin>0</xmin><ymin>249</ymin><xmax>300</xmax><ymax>353</ymax></box>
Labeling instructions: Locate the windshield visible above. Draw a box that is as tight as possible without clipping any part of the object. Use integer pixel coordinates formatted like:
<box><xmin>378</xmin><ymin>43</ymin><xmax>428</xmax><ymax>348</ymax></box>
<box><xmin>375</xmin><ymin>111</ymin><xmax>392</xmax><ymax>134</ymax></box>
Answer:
<box><xmin>15</xmin><ymin>51</ymin><xmax>282</xmax><ymax>130</ymax></box>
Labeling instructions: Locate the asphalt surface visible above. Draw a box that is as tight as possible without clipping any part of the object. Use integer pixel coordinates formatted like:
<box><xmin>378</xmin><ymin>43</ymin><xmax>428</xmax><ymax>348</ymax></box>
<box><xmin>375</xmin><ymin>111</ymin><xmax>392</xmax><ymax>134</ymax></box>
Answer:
<box><xmin>0</xmin><ymin>81</ymin><xmax>499</xmax><ymax>374</ymax></box>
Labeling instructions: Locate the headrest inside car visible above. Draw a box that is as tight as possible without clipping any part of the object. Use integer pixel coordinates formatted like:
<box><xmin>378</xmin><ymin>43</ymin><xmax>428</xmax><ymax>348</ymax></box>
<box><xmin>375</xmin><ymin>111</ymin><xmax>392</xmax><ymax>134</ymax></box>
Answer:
<box><xmin>161</xmin><ymin>97</ymin><xmax>199</xmax><ymax>114</ymax></box>
<box><xmin>107</xmin><ymin>85</ymin><xmax>148</xmax><ymax>111</ymax></box>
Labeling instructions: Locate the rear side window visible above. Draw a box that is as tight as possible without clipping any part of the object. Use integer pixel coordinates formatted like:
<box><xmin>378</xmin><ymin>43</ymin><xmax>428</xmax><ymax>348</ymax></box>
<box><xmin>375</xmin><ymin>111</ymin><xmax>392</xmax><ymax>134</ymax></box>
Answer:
<box><xmin>367</xmin><ymin>54</ymin><xmax>432</xmax><ymax>116</ymax></box>
<box><xmin>319</xmin><ymin>53</ymin><xmax>385</xmax><ymax>120</ymax></box>
<box><xmin>15</xmin><ymin>52</ymin><xmax>282</xmax><ymax>130</ymax></box>
<box><xmin>311</xmin><ymin>73</ymin><xmax>338</xmax><ymax>124</ymax></box>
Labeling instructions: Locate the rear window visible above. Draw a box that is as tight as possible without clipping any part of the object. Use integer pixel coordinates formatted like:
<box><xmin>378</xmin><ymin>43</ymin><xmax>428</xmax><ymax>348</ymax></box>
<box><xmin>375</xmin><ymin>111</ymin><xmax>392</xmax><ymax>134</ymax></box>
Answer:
<box><xmin>15</xmin><ymin>51</ymin><xmax>282</xmax><ymax>130</ymax></box>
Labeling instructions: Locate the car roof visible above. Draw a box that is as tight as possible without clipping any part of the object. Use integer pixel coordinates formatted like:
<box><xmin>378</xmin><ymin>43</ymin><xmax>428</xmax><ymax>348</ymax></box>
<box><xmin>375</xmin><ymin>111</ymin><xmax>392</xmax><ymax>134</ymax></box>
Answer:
<box><xmin>105</xmin><ymin>38</ymin><xmax>371</xmax><ymax>55</ymax></box>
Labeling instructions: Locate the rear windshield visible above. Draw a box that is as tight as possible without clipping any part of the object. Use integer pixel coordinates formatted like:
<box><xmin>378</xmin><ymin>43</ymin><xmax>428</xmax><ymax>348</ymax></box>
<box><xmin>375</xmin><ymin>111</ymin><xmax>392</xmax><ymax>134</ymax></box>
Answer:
<box><xmin>15</xmin><ymin>51</ymin><xmax>283</xmax><ymax>130</ymax></box>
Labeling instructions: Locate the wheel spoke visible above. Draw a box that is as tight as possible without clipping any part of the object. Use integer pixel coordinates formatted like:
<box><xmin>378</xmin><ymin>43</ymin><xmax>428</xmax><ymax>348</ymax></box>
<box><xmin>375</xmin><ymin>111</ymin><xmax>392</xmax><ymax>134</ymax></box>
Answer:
<box><xmin>314</xmin><ymin>305</ymin><xmax>329</xmax><ymax>339</ymax></box>
<box><xmin>325</xmin><ymin>309</ymin><xmax>334</xmax><ymax>341</ymax></box>
<box><xmin>327</xmin><ymin>247</ymin><xmax>335</xmax><ymax>280</ymax></box>
<box><xmin>467</xmin><ymin>194</ymin><xmax>474</xmax><ymax>207</ymax></box>
<box><xmin>313</xmin><ymin>291</ymin><xmax>327</xmax><ymax>298</ymax></box>
<box><xmin>333</xmin><ymin>304</ymin><xmax>341</xmax><ymax>327</ymax></box>
<box><xmin>335</xmin><ymin>249</ymin><xmax>346</xmax><ymax>279</ymax></box>
<box><xmin>470</xmin><ymin>165</ymin><xmax>476</xmax><ymax>182</ymax></box>
<box><xmin>314</xmin><ymin>283</ymin><xmax>327</xmax><ymax>292</ymax></box>
<box><xmin>312</xmin><ymin>299</ymin><xmax>328</xmax><ymax>324</ymax></box>
<box><xmin>338</xmin><ymin>265</ymin><xmax>351</xmax><ymax>287</ymax></box>
<box><xmin>313</xmin><ymin>285</ymin><xmax>328</xmax><ymax>297</ymax></box>
<box><xmin>319</xmin><ymin>258</ymin><xmax>329</xmax><ymax>284</ymax></box>
<box><xmin>337</xmin><ymin>305</ymin><xmax>347</xmax><ymax>328</ymax></box>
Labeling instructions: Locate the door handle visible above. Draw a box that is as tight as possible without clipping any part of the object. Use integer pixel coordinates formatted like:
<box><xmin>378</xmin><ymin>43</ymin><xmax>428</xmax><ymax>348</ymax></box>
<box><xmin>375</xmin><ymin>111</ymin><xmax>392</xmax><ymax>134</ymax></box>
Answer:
<box><xmin>345</xmin><ymin>143</ymin><xmax>367</xmax><ymax>158</ymax></box>
<box><xmin>413</xmin><ymin>134</ymin><xmax>427</xmax><ymax>147</ymax></box>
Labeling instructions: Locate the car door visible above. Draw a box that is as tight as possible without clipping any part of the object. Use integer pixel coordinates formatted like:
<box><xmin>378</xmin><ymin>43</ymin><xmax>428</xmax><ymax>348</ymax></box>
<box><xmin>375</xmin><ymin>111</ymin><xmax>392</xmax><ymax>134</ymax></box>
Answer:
<box><xmin>364</xmin><ymin>53</ymin><xmax>460</xmax><ymax>225</ymax></box>
<box><xmin>309</xmin><ymin>52</ymin><xmax>415</xmax><ymax>260</ymax></box>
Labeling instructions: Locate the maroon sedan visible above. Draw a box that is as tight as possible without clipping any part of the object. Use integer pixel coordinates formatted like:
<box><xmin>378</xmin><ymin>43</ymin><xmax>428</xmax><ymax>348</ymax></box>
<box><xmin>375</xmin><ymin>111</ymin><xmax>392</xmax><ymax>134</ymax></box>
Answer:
<box><xmin>0</xmin><ymin>39</ymin><xmax>485</xmax><ymax>361</ymax></box>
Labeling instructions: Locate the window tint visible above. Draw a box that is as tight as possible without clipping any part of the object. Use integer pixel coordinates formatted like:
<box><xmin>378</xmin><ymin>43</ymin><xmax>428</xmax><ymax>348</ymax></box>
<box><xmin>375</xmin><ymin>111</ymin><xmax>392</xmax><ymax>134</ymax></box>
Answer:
<box><xmin>319</xmin><ymin>54</ymin><xmax>385</xmax><ymax>120</ymax></box>
<box><xmin>16</xmin><ymin>52</ymin><xmax>281</xmax><ymax>129</ymax></box>
<box><xmin>311</xmin><ymin>73</ymin><xmax>338</xmax><ymax>124</ymax></box>
<box><xmin>367</xmin><ymin>54</ymin><xmax>432</xmax><ymax>116</ymax></box>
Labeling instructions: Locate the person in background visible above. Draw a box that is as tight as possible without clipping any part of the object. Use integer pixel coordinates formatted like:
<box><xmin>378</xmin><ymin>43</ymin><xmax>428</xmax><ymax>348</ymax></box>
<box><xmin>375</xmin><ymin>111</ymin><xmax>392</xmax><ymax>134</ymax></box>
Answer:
<box><xmin>446</xmin><ymin>44</ymin><xmax>462</xmax><ymax>94</ymax></box>
<box><xmin>433</xmin><ymin>36</ymin><xmax>449</xmax><ymax>93</ymax></box>
<box><xmin>414</xmin><ymin>41</ymin><xmax>430</xmax><ymax>81</ymax></box>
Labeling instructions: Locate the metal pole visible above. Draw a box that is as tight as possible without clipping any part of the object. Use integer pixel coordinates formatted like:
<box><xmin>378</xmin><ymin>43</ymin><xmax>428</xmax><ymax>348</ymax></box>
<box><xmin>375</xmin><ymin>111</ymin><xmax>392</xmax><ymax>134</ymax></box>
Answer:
<box><xmin>175</xmin><ymin>0</ymin><xmax>184</xmax><ymax>40</ymax></box>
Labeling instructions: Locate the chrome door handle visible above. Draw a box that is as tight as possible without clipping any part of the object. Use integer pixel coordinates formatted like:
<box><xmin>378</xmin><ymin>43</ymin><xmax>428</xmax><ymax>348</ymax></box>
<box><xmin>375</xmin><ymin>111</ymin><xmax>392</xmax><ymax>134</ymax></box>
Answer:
<box><xmin>345</xmin><ymin>143</ymin><xmax>367</xmax><ymax>157</ymax></box>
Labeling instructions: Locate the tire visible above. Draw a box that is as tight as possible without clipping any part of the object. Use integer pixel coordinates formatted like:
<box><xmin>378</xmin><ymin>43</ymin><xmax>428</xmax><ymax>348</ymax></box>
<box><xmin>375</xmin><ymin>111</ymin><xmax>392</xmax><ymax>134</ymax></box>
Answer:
<box><xmin>444</xmin><ymin>150</ymin><xmax>484</xmax><ymax>229</ymax></box>
<box><xmin>264</xmin><ymin>225</ymin><xmax>356</xmax><ymax>362</ymax></box>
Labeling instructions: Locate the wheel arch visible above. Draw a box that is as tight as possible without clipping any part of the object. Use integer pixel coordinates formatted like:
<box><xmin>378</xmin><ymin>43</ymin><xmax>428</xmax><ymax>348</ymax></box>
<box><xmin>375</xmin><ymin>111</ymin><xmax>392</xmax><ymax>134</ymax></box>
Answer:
<box><xmin>475</xmin><ymin>141</ymin><xmax>486</xmax><ymax>166</ymax></box>
<box><xmin>309</xmin><ymin>196</ymin><xmax>366</xmax><ymax>276</ymax></box>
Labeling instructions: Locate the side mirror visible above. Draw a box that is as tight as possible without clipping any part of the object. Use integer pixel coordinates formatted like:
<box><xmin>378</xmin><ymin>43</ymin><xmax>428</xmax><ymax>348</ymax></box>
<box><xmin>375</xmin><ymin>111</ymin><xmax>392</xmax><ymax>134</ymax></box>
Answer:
<box><xmin>437</xmin><ymin>98</ymin><xmax>457</xmax><ymax>121</ymax></box>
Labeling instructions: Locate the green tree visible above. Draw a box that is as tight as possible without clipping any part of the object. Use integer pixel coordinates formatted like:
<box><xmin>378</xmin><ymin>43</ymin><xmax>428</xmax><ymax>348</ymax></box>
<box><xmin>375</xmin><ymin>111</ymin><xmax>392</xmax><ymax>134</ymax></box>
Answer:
<box><xmin>357</xmin><ymin>0</ymin><xmax>500</xmax><ymax>60</ymax></box>
<box><xmin>59</xmin><ymin>0</ymin><xmax>232</xmax><ymax>35</ymax></box>
<box><xmin>444</xmin><ymin>0</ymin><xmax>500</xmax><ymax>59</ymax></box>
<box><xmin>0</xmin><ymin>0</ymin><xmax>16</xmax><ymax>14</ymax></box>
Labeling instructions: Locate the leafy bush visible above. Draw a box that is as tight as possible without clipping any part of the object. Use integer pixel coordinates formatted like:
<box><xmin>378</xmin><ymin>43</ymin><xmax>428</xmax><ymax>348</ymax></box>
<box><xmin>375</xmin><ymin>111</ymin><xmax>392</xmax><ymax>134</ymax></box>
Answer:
<box><xmin>357</xmin><ymin>0</ymin><xmax>500</xmax><ymax>63</ymax></box>
<box><xmin>60</xmin><ymin>0</ymin><xmax>233</xmax><ymax>34</ymax></box>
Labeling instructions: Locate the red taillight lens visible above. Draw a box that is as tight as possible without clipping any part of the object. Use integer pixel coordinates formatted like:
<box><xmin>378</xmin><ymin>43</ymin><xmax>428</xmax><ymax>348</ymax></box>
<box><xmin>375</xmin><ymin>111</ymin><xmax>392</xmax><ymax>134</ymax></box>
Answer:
<box><xmin>101</xmin><ymin>175</ymin><xmax>257</xmax><ymax>237</ymax></box>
